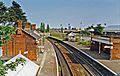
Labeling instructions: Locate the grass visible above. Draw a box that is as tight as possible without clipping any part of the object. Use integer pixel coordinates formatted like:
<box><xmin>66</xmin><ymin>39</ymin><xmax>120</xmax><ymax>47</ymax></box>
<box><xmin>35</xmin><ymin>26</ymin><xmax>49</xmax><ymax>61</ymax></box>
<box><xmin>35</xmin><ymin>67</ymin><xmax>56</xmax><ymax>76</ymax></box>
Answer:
<box><xmin>50</xmin><ymin>32</ymin><xmax>66</xmax><ymax>40</ymax></box>
<box><xmin>77</xmin><ymin>40</ymin><xmax>91</xmax><ymax>47</ymax></box>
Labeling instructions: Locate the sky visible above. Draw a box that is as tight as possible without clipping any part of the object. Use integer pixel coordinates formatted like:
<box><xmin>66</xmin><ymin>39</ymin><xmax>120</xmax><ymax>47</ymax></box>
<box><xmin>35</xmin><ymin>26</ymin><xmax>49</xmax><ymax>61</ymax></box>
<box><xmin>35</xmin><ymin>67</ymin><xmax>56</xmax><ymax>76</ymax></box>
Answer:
<box><xmin>1</xmin><ymin>0</ymin><xmax>120</xmax><ymax>28</ymax></box>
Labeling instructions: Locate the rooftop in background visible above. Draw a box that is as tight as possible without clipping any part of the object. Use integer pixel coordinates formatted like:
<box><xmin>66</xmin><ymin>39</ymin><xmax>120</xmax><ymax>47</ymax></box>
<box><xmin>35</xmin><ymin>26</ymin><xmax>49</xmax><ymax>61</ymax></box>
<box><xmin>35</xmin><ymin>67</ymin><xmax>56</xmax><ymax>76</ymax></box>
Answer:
<box><xmin>104</xmin><ymin>25</ymin><xmax>120</xmax><ymax>32</ymax></box>
<box><xmin>103</xmin><ymin>25</ymin><xmax>120</xmax><ymax>36</ymax></box>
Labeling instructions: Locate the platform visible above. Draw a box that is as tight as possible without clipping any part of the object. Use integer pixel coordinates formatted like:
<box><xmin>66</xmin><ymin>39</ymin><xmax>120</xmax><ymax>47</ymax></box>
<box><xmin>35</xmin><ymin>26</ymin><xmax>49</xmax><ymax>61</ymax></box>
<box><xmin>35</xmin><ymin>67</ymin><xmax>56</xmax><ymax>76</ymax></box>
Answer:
<box><xmin>36</xmin><ymin>39</ymin><xmax>58</xmax><ymax>76</ymax></box>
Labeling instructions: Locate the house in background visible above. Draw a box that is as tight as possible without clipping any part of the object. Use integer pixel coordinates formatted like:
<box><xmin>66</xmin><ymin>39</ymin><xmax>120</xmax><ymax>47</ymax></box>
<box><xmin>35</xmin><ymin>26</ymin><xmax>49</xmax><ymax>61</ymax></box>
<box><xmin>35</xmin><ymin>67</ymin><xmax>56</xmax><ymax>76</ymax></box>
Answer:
<box><xmin>104</xmin><ymin>25</ymin><xmax>120</xmax><ymax>36</ymax></box>
<box><xmin>65</xmin><ymin>32</ymin><xmax>76</xmax><ymax>42</ymax></box>
<box><xmin>2</xmin><ymin>20</ymin><xmax>41</xmax><ymax>61</ymax></box>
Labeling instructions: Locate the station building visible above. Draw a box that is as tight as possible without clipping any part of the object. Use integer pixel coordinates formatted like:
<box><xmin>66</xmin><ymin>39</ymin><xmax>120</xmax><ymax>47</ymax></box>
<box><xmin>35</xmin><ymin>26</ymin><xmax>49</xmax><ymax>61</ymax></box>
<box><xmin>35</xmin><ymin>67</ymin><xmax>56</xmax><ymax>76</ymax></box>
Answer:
<box><xmin>2</xmin><ymin>20</ymin><xmax>41</xmax><ymax>61</ymax></box>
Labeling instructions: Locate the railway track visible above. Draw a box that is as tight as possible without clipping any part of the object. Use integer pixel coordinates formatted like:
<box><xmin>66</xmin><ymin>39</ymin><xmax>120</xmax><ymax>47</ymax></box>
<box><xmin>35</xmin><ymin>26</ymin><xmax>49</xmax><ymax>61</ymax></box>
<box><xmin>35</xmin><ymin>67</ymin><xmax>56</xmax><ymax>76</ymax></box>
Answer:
<box><xmin>50</xmin><ymin>40</ymin><xmax>73</xmax><ymax>76</ymax></box>
<box><xmin>48</xmin><ymin>37</ymin><xmax>118</xmax><ymax>76</ymax></box>
<box><xmin>49</xmin><ymin>39</ymin><xmax>91</xmax><ymax>76</ymax></box>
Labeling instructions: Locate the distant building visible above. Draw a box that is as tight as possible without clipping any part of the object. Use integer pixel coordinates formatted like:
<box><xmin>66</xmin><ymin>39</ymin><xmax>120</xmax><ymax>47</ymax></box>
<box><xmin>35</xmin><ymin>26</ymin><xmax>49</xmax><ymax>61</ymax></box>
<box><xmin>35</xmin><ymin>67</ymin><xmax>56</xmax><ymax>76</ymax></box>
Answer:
<box><xmin>66</xmin><ymin>32</ymin><xmax>76</xmax><ymax>42</ymax></box>
<box><xmin>50</xmin><ymin>28</ymin><xmax>80</xmax><ymax>33</ymax></box>
<box><xmin>104</xmin><ymin>25</ymin><xmax>120</xmax><ymax>36</ymax></box>
<box><xmin>2</xmin><ymin>20</ymin><xmax>41</xmax><ymax>61</ymax></box>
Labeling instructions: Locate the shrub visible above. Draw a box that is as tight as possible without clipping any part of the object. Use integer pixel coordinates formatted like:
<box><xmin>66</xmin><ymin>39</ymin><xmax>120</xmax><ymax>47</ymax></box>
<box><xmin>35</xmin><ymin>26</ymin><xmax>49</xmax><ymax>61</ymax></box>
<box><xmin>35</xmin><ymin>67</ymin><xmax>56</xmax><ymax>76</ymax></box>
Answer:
<box><xmin>77</xmin><ymin>40</ymin><xmax>91</xmax><ymax>47</ymax></box>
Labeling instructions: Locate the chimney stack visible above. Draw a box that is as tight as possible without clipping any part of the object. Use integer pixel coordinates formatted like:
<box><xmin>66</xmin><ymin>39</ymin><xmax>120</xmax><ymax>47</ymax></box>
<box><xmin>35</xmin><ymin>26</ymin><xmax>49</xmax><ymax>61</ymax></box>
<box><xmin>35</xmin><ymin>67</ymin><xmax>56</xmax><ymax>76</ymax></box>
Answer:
<box><xmin>25</xmin><ymin>23</ymin><xmax>31</xmax><ymax>30</ymax></box>
<box><xmin>31</xmin><ymin>24</ymin><xmax>36</xmax><ymax>30</ymax></box>
<box><xmin>17</xmin><ymin>20</ymin><xmax>22</xmax><ymax>29</ymax></box>
<box><xmin>17</xmin><ymin>20</ymin><xmax>22</xmax><ymax>34</ymax></box>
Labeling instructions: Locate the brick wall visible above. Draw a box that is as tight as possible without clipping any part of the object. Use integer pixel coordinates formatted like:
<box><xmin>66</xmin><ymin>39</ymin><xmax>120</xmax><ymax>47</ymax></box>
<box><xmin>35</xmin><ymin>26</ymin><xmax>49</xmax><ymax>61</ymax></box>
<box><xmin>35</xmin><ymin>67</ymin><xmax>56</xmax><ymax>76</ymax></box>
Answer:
<box><xmin>2</xmin><ymin>30</ymin><xmax>38</xmax><ymax>61</ymax></box>
<box><xmin>111</xmin><ymin>37</ymin><xmax>120</xmax><ymax>60</ymax></box>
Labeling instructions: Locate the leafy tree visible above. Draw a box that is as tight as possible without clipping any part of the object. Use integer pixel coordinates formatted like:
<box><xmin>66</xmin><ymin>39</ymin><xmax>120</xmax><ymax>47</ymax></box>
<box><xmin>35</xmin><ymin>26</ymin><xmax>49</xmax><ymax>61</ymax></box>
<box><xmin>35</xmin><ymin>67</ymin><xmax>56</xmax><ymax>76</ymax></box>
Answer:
<box><xmin>0</xmin><ymin>2</ymin><xmax>7</xmax><ymax>25</ymax></box>
<box><xmin>85</xmin><ymin>24</ymin><xmax>104</xmax><ymax>35</ymax></box>
<box><xmin>0</xmin><ymin>1</ymin><xmax>27</xmax><ymax>27</ymax></box>
<box><xmin>0</xmin><ymin>26</ymin><xmax>16</xmax><ymax>55</ymax></box>
<box><xmin>86</xmin><ymin>24</ymin><xmax>94</xmax><ymax>30</ymax></box>
<box><xmin>46</xmin><ymin>24</ymin><xmax>50</xmax><ymax>32</ymax></box>
<box><xmin>40</xmin><ymin>22</ymin><xmax>45</xmax><ymax>32</ymax></box>
<box><xmin>68</xmin><ymin>24</ymin><xmax>71</xmax><ymax>30</ymax></box>
<box><xmin>7</xmin><ymin>1</ymin><xmax>27</xmax><ymax>27</ymax></box>
<box><xmin>60</xmin><ymin>24</ymin><xmax>63</xmax><ymax>33</ymax></box>
<box><xmin>94</xmin><ymin>24</ymin><xmax>104</xmax><ymax>35</ymax></box>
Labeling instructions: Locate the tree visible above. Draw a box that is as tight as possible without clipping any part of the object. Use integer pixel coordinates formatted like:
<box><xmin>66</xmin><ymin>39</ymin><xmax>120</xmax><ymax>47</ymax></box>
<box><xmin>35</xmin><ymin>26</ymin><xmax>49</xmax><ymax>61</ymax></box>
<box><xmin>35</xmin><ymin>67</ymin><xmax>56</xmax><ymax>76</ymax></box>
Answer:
<box><xmin>0</xmin><ymin>26</ymin><xmax>16</xmax><ymax>55</ymax></box>
<box><xmin>0</xmin><ymin>1</ymin><xmax>27</xmax><ymax>27</ymax></box>
<box><xmin>86</xmin><ymin>24</ymin><xmax>104</xmax><ymax>35</ymax></box>
<box><xmin>46</xmin><ymin>24</ymin><xmax>50</xmax><ymax>32</ymax></box>
<box><xmin>94</xmin><ymin>24</ymin><xmax>104</xmax><ymax>35</ymax></box>
<box><xmin>0</xmin><ymin>2</ymin><xmax>7</xmax><ymax>25</ymax></box>
<box><xmin>7</xmin><ymin>1</ymin><xmax>27</xmax><ymax>27</ymax></box>
<box><xmin>40</xmin><ymin>22</ymin><xmax>45</xmax><ymax>32</ymax></box>
<box><xmin>60</xmin><ymin>24</ymin><xmax>63</xmax><ymax>33</ymax></box>
<box><xmin>68</xmin><ymin>24</ymin><xmax>71</xmax><ymax>30</ymax></box>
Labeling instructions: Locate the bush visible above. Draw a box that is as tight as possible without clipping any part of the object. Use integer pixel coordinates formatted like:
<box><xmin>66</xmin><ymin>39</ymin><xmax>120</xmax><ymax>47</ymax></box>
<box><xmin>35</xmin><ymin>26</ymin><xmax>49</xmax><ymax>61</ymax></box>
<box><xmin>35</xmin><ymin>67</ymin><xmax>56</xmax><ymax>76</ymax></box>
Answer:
<box><xmin>50</xmin><ymin>33</ymin><xmax>66</xmax><ymax>40</ymax></box>
<box><xmin>77</xmin><ymin>40</ymin><xmax>91</xmax><ymax>47</ymax></box>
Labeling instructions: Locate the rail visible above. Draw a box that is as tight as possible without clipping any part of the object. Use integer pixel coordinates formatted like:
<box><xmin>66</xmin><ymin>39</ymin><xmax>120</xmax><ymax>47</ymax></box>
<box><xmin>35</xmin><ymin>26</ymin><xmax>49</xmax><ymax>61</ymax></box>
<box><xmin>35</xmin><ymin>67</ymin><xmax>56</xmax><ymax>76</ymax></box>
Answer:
<box><xmin>48</xmin><ymin>36</ymin><xmax>118</xmax><ymax>76</ymax></box>
<box><xmin>49</xmin><ymin>39</ymin><xmax>73</xmax><ymax>76</ymax></box>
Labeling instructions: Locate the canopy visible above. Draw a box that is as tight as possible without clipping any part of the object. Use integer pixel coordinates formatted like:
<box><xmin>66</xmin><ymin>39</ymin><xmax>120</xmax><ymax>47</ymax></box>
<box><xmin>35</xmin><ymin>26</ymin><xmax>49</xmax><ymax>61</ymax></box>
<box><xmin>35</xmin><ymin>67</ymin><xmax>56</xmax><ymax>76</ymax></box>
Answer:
<box><xmin>4</xmin><ymin>54</ymin><xmax>39</xmax><ymax>76</ymax></box>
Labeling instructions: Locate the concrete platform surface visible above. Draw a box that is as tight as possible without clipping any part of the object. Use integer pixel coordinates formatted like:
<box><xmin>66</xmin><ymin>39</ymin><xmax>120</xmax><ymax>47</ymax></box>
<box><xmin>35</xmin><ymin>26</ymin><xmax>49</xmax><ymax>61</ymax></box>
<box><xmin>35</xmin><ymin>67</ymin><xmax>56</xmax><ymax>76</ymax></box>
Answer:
<box><xmin>36</xmin><ymin>39</ymin><xmax>58</xmax><ymax>76</ymax></box>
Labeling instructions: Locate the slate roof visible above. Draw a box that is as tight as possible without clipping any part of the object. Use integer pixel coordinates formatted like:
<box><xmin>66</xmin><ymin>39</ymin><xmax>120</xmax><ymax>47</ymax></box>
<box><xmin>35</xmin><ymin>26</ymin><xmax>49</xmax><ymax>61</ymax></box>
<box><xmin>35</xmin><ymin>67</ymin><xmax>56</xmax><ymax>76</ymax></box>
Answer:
<box><xmin>22</xmin><ymin>29</ymin><xmax>41</xmax><ymax>40</ymax></box>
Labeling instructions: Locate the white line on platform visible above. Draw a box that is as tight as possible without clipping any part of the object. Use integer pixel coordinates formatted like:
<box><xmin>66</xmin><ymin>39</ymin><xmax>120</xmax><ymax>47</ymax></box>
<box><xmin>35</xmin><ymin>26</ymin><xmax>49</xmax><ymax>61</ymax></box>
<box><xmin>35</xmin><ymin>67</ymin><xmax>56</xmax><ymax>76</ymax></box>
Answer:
<box><xmin>37</xmin><ymin>52</ymin><xmax>47</xmax><ymax>75</ymax></box>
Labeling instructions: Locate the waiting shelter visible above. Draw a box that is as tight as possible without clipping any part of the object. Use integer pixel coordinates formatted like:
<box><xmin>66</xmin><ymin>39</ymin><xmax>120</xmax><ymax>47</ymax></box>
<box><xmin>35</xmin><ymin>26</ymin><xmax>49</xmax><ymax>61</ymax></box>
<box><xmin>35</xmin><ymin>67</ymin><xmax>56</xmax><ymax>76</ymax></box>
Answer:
<box><xmin>90</xmin><ymin>36</ymin><xmax>120</xmax><ymax>60</ymax></box>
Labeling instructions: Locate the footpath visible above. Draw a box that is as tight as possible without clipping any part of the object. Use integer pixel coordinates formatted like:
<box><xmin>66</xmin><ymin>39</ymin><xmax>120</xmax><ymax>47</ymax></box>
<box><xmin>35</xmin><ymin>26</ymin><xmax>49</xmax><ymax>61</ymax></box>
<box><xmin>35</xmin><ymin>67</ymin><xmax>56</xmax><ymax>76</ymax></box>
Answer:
<box><xmin>36</xmin><ymin>39</ymin><xmax>58</xmax><ymax>76</ymax></box>
<box><xmin>64</xmin><ymin>41</ymin><xmax>120</xmax><ymax>74</ymax></box>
